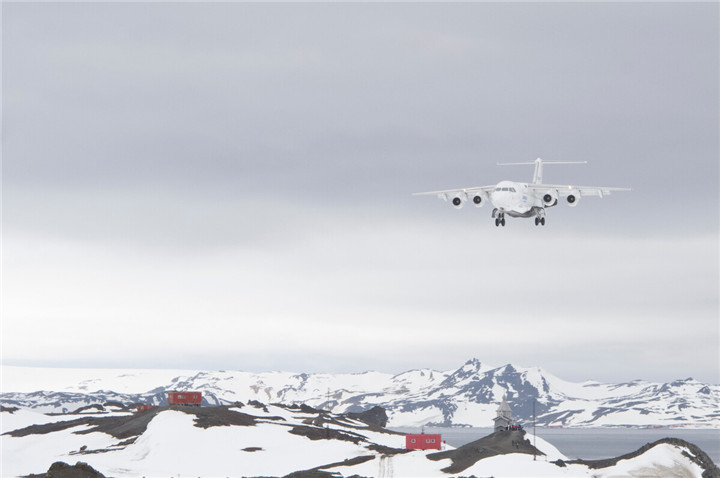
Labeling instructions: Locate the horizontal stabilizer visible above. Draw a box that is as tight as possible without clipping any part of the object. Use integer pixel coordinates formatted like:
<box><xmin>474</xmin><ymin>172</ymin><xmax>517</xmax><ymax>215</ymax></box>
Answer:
<box><xmin>497</xmin><ymin>161</ymin><xmax>587</xmax><ymax>166</ymax></box>
<box><xmin>497</xmin><ymin>158</ymin><xmax>587</xmax><ymax>184</ymax></box>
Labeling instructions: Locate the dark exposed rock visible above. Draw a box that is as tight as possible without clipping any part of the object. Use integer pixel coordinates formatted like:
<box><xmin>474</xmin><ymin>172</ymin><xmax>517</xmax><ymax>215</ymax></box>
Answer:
<box><xmin>299</xmin><ymin>403</ymin><xmax>325</xmax><ymax>414</ymax></box>
<box><xmin>22</xmin><ymin>461</ymin><xmax>106</xmax><ymax>478</ymax></box>
<box><xmin>188</xmin><ymin>406</ymin><xmax>266</xmax><ymax>428</ymax></box>
<box><xmin>281</xmin><ymin>471</ymin><xmax>338</xmax><ymax>478</ymax></box>
<box><xmin>102</xmin><ymin>401</ymin><xmax>129</xmax><ymax>410</ymax></box>
<box><xmin>282</xmin><ymin>455</ymin><xmax>375</xmax><ymax>478</ymax></box>
<box><xmin>5</xmin><ymin>405</ymin><xmax>271</xmax><ymax>440</ymax></box>
<box><xmin>6</xmin><ymin>417</ymin><xmax>96</xmax><ymax>438</ymax></box>
<box><xmin>115</xmin><ymin>437</ymin><xmax>136</xmax><ymax>446</ymax></box>
<box><xmin>249</xmin><ymin>400</ymin><xmax>270</xmax><ymax>413</ymax></box>
<box><xmin>427</xmin><ymin>429</ymin><xmax>543</xmax><ymax>474</ymax></box>
<box><xmin>347</xmin><ymin>406</ymin><xmax>388</xmax><ymax>428</ymax></box>
<box><xmin>288</xmin><ymin>425</ymin><xmax>363</xmax><ymax>444</ymax></box>
<box><xmin>71</xmin><ymin>405</ymin><xmax>105</xmax><ymax>414</ymax></box>
<box><xmin>366</xmin><ymin>443</ymin><xmax>411</xmax><ymax>455</ymax></box>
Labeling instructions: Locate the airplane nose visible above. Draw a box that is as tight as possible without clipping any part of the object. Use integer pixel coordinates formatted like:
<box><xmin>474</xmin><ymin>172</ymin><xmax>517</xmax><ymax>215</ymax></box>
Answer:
<box><xmin>492</xmin><ymin>192</ymin><xmax>508</xmax><ymax>208</ymax></box>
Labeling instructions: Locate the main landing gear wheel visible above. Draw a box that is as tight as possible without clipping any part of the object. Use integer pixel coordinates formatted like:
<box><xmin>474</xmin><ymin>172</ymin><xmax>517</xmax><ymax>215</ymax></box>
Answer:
<box><xmin>541</xmin><ymin>217</ymin><xmax>545</xmax><ymax>226</ymax></box>
<box><xmin>534</xmin><ymin>217</ymin><xmax>539</xmax><ymax>226</ymax></box>
<box><xmin>535</xmin><ymin>216</ymin><xmax>546</xmax><ymax>226</ymax></box>
<box><xmin>495</xmin><ymin>218</ymin><xmax>500</xmax><ymax>227</ymax></box>
<box><xmin>501</xmin><ymin>218</ymin><xmax>506</xmax><ymax>226</ymax></box>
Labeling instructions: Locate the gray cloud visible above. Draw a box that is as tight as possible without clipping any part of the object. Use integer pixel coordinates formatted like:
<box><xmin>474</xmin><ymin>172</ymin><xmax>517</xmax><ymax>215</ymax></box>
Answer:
<box><xmin>2</xmin><ymin>2</ymin><xmax>718</xmax><ymax>383</ymax></box>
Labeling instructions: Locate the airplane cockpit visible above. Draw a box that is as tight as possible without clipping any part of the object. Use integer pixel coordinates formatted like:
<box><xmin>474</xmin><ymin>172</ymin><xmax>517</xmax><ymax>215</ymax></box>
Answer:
<box><xmin>494</xmin><ymin>181</ymin><xmax>518</xmax><ymax>193</ymax></box>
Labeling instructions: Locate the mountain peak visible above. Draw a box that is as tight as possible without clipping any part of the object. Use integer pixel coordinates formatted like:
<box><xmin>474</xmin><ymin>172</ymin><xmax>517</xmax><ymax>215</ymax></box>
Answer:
<box><xmin>442</xmin><ymin>358</ymin><xmax>486</xmax><ymax>383</ymax></box>
<box><xmin>460</xmin><ymin>358</ymin><xmax>487</xmax><ymax>372</ymax></box>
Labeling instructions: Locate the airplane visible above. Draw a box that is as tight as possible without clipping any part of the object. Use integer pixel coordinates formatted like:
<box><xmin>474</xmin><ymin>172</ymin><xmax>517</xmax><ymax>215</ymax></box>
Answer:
<box><xmin>413</xmin><ymin>158</ymin><xmax>630</xmax><ymax>226</ymax></box>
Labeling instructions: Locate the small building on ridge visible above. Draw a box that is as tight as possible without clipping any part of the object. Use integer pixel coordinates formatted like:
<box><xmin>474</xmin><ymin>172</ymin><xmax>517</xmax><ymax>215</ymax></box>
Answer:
<box><xmin>406</xmin><ymin>434</ymin><xmax>442</xmax><ymax>450</ymax></box>
<box><xmin>168</xmin><ymin>391</ymin><xmax>202</xmax><ymax>406</ymax></box>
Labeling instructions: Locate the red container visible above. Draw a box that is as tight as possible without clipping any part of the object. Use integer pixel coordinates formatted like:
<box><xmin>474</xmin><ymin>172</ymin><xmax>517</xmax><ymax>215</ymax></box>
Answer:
<box><xmin>167</xmin><ymin>391</ymin><xmax>202</xmax><ymax>406</ymax></box>
<box><xmin>406</xmin><ymin>434</ymin><xmax>442</xmax><ymax>450</ymax></box>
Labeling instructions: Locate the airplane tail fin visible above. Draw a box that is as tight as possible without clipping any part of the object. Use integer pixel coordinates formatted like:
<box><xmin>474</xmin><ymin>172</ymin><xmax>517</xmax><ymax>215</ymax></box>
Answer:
<box><xmin>497</xmin><ymin>158</ymin><xmax>587</xmax><ymax>184</ymax></box>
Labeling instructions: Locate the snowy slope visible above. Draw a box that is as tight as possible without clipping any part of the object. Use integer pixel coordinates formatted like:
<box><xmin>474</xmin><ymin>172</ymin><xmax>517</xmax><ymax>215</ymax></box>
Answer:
<box><xmin>2</xmin><ymin>403</ymin><xmax>715</xmax><ymax>478</ymax></box>
<box><xmin>2</xmin><ymin>359</ymin><xmax>718</xmax><ymax>428</ymax></box>
<box><xmin>1</xmin><ymin>403</ymin><xmax>408</xmax><ymax>477</ymax></box>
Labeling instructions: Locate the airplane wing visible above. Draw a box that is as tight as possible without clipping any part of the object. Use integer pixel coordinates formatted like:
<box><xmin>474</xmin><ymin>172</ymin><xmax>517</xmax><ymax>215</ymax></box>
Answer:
<box><xmin>527</xmin><ymin>184</ymin><xmax>631</xmax><ymax>198</ymax></box>
<box><xmin>412</xmin><ymin>185</ymin><xmax>496</xmax><ymax>199</ymax></box>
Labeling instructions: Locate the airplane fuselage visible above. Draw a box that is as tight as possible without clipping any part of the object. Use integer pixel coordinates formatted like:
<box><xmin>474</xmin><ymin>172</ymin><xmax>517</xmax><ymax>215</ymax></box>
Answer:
<box><xmin>490</xmin><ymin>180</ymin><xmax>537</xmax><ymax>217</ymax></box>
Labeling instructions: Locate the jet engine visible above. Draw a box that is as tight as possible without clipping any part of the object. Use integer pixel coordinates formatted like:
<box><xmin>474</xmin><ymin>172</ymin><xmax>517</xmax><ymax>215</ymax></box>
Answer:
<box><xmin>472</xmin><ymin>192</ymin><xmax>487</xmax><ymax>208</ymax></box>
<box><xmin>452</xmin><ymin>194</ymin><xmax>466</xmax><ymax>209</ymax></box>
<box><xmin>542</xmin><ymin>189</ymin><xmax>558</xmax><ymax>207</ymax></box>
<box><xmin>566</xmin><ymin>191</ymin><xmax>581</xmax><ymax>207</ymax></box>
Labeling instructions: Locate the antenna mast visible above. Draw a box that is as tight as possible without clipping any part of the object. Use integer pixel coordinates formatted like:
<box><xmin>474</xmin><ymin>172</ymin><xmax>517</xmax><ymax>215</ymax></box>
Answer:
<box><xmin>533</xmin><ymin>399</ymin><xmax>537</xmax><ymax>461</ymax></box>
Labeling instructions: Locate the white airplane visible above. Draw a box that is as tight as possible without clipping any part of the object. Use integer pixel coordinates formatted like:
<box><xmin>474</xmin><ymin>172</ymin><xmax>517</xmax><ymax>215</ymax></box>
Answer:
<box><xmin>414</xmin><ymin>158</ymin><xmax>630</xmax><ymax>226</ymax></box>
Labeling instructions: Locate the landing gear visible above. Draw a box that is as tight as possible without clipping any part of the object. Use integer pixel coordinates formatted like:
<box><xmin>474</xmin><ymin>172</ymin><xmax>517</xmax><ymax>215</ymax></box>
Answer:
<box><xmin>494</xmin><ymin>212</ymin><xmax>506</xmax><ymax>227</ymax></box>
<box><xmin>533</xmin><ymin>208</ymin><xmax>547</xmax><ymax>227</ymax></box>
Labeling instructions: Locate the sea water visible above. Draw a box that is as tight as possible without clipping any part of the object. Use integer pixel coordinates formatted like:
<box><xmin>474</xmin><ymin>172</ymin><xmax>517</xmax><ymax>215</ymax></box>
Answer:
<box><xmin>392</xmin><ymin>427</ymin><xmax>720</xmax><ymax>465</ymax></box>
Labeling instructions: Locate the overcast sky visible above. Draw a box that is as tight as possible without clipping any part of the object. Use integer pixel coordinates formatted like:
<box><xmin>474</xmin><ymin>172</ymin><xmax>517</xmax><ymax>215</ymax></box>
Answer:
<box><xmin>2</xmin><ymin>2</ymin><xmax>718</xmax><ymax>384</ymax></box>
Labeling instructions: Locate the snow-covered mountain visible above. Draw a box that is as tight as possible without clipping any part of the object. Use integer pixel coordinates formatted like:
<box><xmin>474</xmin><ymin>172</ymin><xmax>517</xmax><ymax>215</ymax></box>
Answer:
<box><xmin>2</xmin><ymin>359</ymin><xmax>718</xmax><ymax>428</ymax></box>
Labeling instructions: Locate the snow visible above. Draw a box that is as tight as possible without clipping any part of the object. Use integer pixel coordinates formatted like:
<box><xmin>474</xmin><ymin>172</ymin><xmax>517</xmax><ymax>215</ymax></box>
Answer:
<box><xmin>3</xmin><ymin>363</ymin><xmax>718</xmax><ymax>429</ymax></box>
<box><xmin>330</xmin><ymin>449</ymin><xmax>452</xmax><ymax>478</ymax></box>
<box><xmin>329</xmin><ymin>441</ymin><xmax>705</xmax><ymax>478</ymax></box>
<box><xmin>2</xmin><ymin>408</ymin><xmax>380</xmax><ymax>478</ymax></box>
<box><xmin>588</xmin><ymin>408</ymin><xmax>669</xmax><ymax>427</ymax></box>
<box><xmin>463</xmin><ymin>453</ymin><xmax>576</xmax><ymax>477</ymax></box>
<box><xmin>2</xmin><ymin>423</ymin><xmax>118</xmax><ymax>477</ymax></box>
<box><xmin>524</xmin><ymin>432</ymin><xmax>567</xmax><ymax>461</ymax></box>
<box><xmin>2</xmin><ymin>366</ymin><xmax>199</xmax><ymax>394</ymax></box>
<box><xmin>1</xmin><ymin>409</ymin><xmax>88</xmax><ymax>431</ymax></box>
<box><xmin>593</xmin><ymin>443</ymin><xmax>704</xmax><ymax>478</ymax></box>
<box><xmin>89</xmin><ymin>411</ymin><xmax>370</xmax><ymax>477</ymax></box>
<box><xmin>1</xmin><ymin>404</ymin><xmax>710</xmax><ymax>478</ymax></box>
<box><xmin>329</xmin><ymin>442</ymin><xmax>705</xmax><ymax>478</ymax></box>
<box><xmin>448</xmin><ymin>401</ymin><xmax>496</xmax><ymax>426</ymax></box>
<box><xmin>388</xmin><ymin>405</ymin><xmax>446</xmax><ymax>428</ymax></box>
<box><xmin>2</xmin><ymin>360</ymin><xmax>716</xmax><ymax>477</ymax></box>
